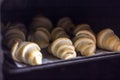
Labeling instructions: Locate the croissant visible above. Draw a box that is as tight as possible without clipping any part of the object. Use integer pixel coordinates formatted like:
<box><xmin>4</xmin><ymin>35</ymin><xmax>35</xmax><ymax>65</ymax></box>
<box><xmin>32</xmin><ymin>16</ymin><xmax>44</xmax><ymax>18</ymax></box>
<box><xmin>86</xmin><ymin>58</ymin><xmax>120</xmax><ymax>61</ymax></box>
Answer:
<box><xmin>11</xmin><ymin>41</ymin><xmax>42</xmax><ymax>65</ymax></box>
<box><xmin>73</xmin><ymin>25</ymin><xmax>96</xmax><ymax>56</ymax></box>
<box><xmin>28</xmin><ymin>16</ymin><xmax>52</xmax><ymax>48</ymax></box>
<box><xmin>97</xmin><ymin>28</ymin><xmax>120</xmax><ymax>51</ymax></box>
<box><xmin>73</xmin><ymin>24</ymin><xmax>93</xmax><ymax>35</ymax></box>
<box><xmin>49</xmin><ymin>38</ymin><xmax>76</xmax><ymax>60</ymax></box>
<box><xmin>3</xmin><ymin>23</ymin><xmax>26</xmax><ymax>49</ymax></box>
<box><xmin>28</xmin><ymin>27</ymin><xmax>51</xmax><ymax>48</ymax></box>
<box><xmin>51</xmin><ymin>27</ymin><xmax>70</xmax><ymax>41</ymax></box>
<box><xmin>30</xmin><ymin>15</ymin><xmax>53</xmax><ymax>31</ymax></box>
<box><xmin>57</xmin><ymin>17</ymin><xmax>75</xmax><ymax>34</ymax></box>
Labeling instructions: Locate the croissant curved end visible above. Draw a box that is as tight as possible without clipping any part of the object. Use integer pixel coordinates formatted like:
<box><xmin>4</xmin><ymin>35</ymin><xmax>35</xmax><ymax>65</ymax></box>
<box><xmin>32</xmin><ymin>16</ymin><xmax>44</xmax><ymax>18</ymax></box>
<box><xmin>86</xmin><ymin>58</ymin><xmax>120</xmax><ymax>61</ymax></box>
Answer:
<box><xmin>64</xmin><ymin>53</ymin><xmax>76</xmax><ymax>60</ymax></box>
<box><xmin>11</xmin><ymin>42</ymin><xmax>21</xmax><ymax>62</ymax></box>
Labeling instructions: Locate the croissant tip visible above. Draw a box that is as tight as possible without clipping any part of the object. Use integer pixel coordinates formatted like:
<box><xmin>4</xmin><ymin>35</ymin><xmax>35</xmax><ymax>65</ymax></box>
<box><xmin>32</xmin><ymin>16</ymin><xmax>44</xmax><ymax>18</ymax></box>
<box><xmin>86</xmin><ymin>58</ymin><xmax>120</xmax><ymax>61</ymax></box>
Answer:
<box><xmin>33</xmin><ymin>56</ymin><xmax>42</xmax><ymax>65</ymax></box>
<box><xmin>11</xmin><ymin>41</ymin><xmax>21</xmax><ymax>62</ymax></box>
<box><xmin>64</xmin><ymin>54</ymin><xmax>76</xmax><ymax>60</ymax></box>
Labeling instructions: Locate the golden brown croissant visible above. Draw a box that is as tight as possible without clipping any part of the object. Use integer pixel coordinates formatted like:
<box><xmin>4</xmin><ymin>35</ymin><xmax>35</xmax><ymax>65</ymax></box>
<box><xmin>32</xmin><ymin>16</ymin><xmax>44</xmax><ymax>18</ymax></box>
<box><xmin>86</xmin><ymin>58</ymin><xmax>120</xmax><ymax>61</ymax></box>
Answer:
<box><xmin>11</xmin><ymin>41</ymin><xmax>42</xmax><ymax>65</ymax></box>
<box><xmin>73</xmin><ymin>25</ymin><xmax>96</xmax><ymax>56</ymax></box>
<box><xmin>49</xmin><ymin>38</ymin><xmax>76</xmax><ymax>60</ymax></box>
<box><xmin>28</xmin><ymin>16</ymin><xmax>52</xmax><ymax>48</ymax></box>
<box><xmin>3</xmin><ymin>23</ymin><xmax>26</xmax><ymax>49</ymax></box>
<box><xmin>57</xmin><ymin>17</ymin><xmax>75</xmax><ymax>34</ymax></box>
<box><xmin>30</xmin><ymin>15</ymin><xmax>53</xmax><ymax>31</ymax></box>
<box><xmin>28</xmin><ymin>27</ymin><xmax>51</xmax><ymax>49</ymax></box>
<box><xmin>73</xmin><ymin>24</ymin><xmax>93</xmax><ymax>35</ymax></box>
<box><xmin>97</xmin><ymin>28</ymin><xmax>120</xmax><ymax>51</ymax></box>
<box><xmin>51</xmin><ymin>27</ymin><xmax>70</xmax><ymax>41</ymax></box>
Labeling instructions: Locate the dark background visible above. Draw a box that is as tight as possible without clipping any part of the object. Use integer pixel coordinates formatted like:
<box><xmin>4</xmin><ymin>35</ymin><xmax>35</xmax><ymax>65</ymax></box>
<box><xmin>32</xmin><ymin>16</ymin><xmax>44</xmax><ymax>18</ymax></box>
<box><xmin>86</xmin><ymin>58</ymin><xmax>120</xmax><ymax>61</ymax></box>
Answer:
<box><xmin>0</xmin><ymin>0</ymin><xmax>4</xmax><ymax>80</ymax></box>
<box><xmin>2</xmin><ymin>0</ymin><xmax>120</xmax><ymax>34</ymax></box>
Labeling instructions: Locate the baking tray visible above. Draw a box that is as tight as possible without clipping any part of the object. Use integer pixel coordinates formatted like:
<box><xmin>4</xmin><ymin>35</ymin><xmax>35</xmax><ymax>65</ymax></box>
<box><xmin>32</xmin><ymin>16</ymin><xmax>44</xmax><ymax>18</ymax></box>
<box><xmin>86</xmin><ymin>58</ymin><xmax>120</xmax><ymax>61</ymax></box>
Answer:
<box><xmin>1</xmin><ymin>0</ymin><xmax>120</xmax><ymax>80</ymax></box>
<box><xmin>3</xmin><ymin>50</ymin><xmax>120</xmax><ymax>80</ymax></box>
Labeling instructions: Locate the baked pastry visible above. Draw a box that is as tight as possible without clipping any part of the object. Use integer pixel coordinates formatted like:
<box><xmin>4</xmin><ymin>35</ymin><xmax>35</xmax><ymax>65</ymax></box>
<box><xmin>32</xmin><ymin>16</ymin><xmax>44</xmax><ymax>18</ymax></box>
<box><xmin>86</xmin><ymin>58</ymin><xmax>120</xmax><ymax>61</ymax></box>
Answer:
<box><xmin>74</xmin><ymin>37</ymin><xmax>96</xmax><ymax>56</ymax></box>
<box><xmin>57</xmin><ymin>17</ymin><xmax>75</xmax><ymax>34</ymax></box>
<box><xmin>75</xmin><ymin>30</ymin><xmax>96</xmax><ymax>43</ymax></box>
<box><xmin>73</xmin><ymin>26</ymin><xmax>96</xmax><ymax>56</ymax></box>
<box><xmin>28</xmin><ymin>16</ymin><xmax>52</xmax><ymax>48</ymax></box>
<box><xmin>51</xmin><ymin>27</ymin><xmax>70</xmax><ymax>41</ymax></box>
<box><xmin>30</xmin><ymin>15</ymin><xmax>53</xmax><ymax>31</ymax></box>
<box><xmin>3</xmin><ymin>23</ymin><xmax>26</xmax><ymax>49</ymax></box>
<box><xmin>73</xmin><ymin>24</ymin><xmax>93</xmax><ymax>35</ymax></box>
<box><xmin>97</xmin><ymin>28</ymin><xmax>120</xmax><ymax>51</ymax></box>
<box><xmin>11</xmin><ymin>41</ymin><xmax>42</xmax><ymax>65</ymax></box>
<box><xmin>49</xmin><ymin>38</ymin><xmax>76</xmax><ymax>60</ymax></box>
<box><xmin>28</xmin><ymin>27</ymin><xmax>51</xmax><ymax>48</ymax></box>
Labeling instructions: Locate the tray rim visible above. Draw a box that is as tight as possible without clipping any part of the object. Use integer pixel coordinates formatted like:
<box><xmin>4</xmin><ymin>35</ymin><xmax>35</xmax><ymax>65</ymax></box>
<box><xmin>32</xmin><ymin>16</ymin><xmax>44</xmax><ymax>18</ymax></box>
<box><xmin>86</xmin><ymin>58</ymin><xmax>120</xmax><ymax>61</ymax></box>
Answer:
<box><xmin>3</xmin><ymin>52</ymin><xmax>120</xmax><ymax>75</ymax></box>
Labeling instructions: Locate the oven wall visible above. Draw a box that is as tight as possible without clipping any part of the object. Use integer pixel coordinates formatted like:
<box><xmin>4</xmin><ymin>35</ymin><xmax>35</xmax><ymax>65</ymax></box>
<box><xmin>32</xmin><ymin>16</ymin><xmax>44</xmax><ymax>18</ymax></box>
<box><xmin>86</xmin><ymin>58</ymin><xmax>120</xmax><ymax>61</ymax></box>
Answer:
<box><xmin>1</xmin><ymin>0</ymin><xmax>120</xmax><ymax>35</ymax></box>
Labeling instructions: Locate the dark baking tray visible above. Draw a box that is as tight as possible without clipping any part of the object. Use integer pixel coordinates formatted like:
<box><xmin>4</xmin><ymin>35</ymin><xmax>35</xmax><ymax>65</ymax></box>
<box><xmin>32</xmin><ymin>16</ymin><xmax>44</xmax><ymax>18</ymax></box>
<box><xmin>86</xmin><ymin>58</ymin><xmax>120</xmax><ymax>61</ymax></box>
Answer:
<box><xmin>1</xmin><ymin>0</ymin><xmax>120</xmax><ymax>80</ymax></box>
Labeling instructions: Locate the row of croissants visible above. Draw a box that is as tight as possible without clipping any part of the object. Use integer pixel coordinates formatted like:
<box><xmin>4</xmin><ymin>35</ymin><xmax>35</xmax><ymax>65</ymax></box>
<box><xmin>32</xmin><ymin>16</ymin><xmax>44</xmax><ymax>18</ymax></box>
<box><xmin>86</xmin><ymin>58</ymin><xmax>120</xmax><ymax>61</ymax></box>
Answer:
<box><xmin>2</xmin><ymin>15</ymin><xmax>120</xmax><ymax>66</ymax></box>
